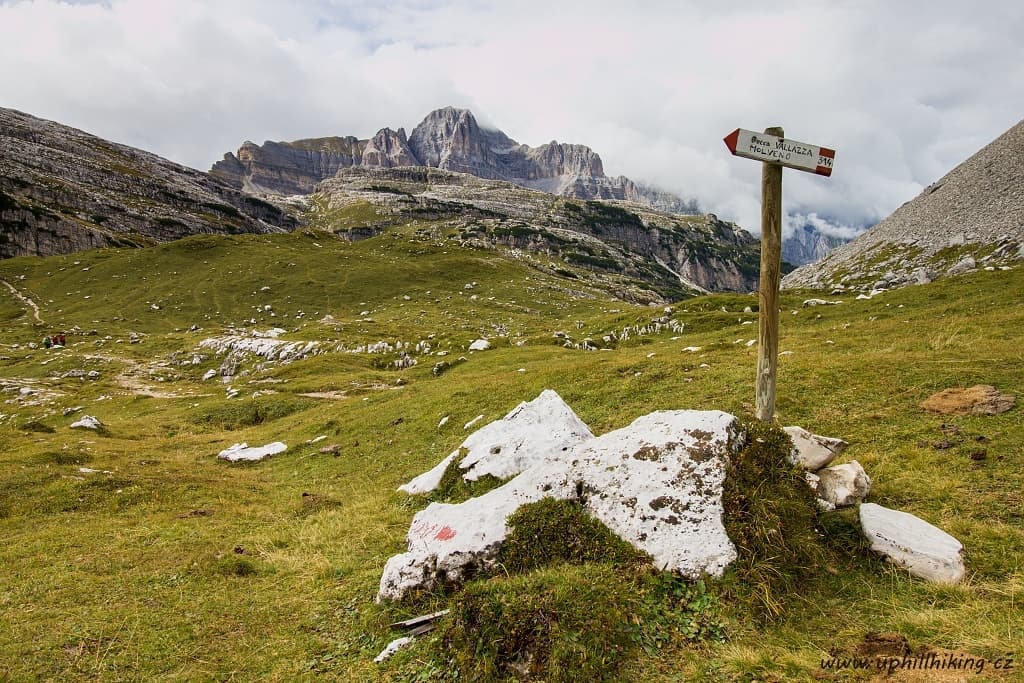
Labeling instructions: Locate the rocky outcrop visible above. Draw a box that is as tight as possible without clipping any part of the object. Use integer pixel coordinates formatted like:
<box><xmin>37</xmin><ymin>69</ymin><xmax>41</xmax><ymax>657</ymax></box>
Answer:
<box><xmin>379</xmin><ymin>407</ymin><xmax>743</xmax><ymax>601</ymax></box>
<box><xmin>784</xmin><ymin>117</ymin><xmax>1024</xmax><ymax>290</ymax></box>
<box><xmin>0</xmin><ymin>107</ymin><xmax>297</xmax><ymax>259</ymax></box>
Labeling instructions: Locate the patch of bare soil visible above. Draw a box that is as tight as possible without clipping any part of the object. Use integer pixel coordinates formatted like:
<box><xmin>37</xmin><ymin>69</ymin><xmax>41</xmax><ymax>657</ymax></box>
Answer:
<box><xmin>921</xmin><ymin>385</ymin><xmax>1015</xmax><ymax>415</ymax></box>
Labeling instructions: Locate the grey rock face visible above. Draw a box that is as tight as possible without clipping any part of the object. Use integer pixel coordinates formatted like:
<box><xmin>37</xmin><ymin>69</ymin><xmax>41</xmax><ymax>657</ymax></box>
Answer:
<box><xmin>782</xmin><ymin>223</ymin><xmax>851</xmax><ymax>266</ymax></box>
<box><xmin>211</xmin><ymin>137</ymin><xmax>364</xmax><ymax>194</ymax></box>
<box><xmin>360</xmin><ymin>127</ymin><xmax>419</xmax><ymax>169</ymax></box>
<box><xmin>1</xmin><ymin>107</ymin><xmax>296</xmax><ymax>259</ymax></box>
<box><xmin>213</xmin><ymin>106</ymin><xmax>702</xmax><ymax>213</ymax></box>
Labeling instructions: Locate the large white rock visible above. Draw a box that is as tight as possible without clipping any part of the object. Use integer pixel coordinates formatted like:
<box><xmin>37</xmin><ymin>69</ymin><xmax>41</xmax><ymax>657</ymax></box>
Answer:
<box><xmin>398</xmin><ymin>451</ymin><xmax>458</xmax><ymax>495</ymax></box>
<box><xmin>784</xmin><ymin>426</ymin><xmax>848</xmax><ymax>471</ymax></box>
<box><xmin>398</xmin><ymin>389</ymin><xmax>594</xmax><ymax>493</ymax></box>
<box><xmin>815</xmin><ymin>460</ymin><xmax>871</xmax><ymax>507</ymax></box>
<box><xmin>468</xmin><ymin>339</ymin><xmax>491</xmax><ymax>351</ymax></box>
<box><xmin>859</xmin><ymin>503</ymin><xmax>965</xmax><ymax>584</ymax></box>
<box><xmin>217</xmin><ymin>441</ymin><xmax>287</xmax><ymax>462</ymax></box>
<box><xmin>378</xmin><ymin>409</ymin><xmax>742</xmax><ymax>601</ymax></box>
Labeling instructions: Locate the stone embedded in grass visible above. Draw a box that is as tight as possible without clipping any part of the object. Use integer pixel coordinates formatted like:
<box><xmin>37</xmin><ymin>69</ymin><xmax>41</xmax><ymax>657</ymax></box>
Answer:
<box><xmin>70</xmin><ymin>415</ymin><xmax>103</xmax><ymax>430</ymax></box>
<box><xmin>379</xmin><ymin>409</ymin><xmax>742</xmax><ymax>601</ymax></box>
<box><xmin>468</xmin><ymin>338</ymin><xmax>490</xmax><ymax>351</ymax></box>
<box><xmin>398</xmin><ymin>390</ymin><xmax>594</xmax><ymax>494</ymax></box>
<box><xmin>217</xmin><ymin>441</ymin><xmax>287</xmax><ymax>462</ymax></box>
<box><xmin>859</xmin><ymin>502</ymin><xmax>965</xmax><ymax>583</ymax></box>
<box><xmin>373</xmin><ymin>636</ymin><xmax>414</xmax><ymax>663</ymax></box>
<box><xmin>784</xmin><ymin>426</ymin><xmax>848</xmax><ymax>471</ymax></box>
<box><xmin>815</xmin><ymin>460</ymin><xmax>871</xmax><ymax>507</ymax></box>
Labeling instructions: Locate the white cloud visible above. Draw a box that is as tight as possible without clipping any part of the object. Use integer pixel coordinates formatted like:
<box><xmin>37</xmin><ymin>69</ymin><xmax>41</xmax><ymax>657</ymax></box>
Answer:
<box><xmin>2</xmin><ymin>0</ymin><xmax>1023</xmax><ymax>235</ymax></box>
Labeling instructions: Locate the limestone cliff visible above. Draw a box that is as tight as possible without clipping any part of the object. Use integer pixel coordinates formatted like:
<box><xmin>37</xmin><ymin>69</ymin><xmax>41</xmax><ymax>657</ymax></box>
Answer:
<box><xmin>0</xmin><ymin>107</ymin><xmax>296</xmax><ymax>259</ymax></box>
<box><xmin>212</xmin><ymin>107</ymin><xmax>700</xmax><ymax>212</ymax></box>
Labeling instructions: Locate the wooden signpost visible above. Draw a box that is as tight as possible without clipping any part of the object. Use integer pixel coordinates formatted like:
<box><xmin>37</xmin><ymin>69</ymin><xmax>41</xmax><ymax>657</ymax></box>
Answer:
<box><xmin>724</xmin><ymin>127</ymin><xmax>836</xmax><ymax>421</ymax></box>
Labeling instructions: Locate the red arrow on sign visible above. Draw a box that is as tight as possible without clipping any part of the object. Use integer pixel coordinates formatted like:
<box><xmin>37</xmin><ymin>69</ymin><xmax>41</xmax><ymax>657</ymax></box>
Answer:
<box><xmin>724</xmin><ymin>128</ymin><xmax>835</xmax><ymax>177</ymax></box>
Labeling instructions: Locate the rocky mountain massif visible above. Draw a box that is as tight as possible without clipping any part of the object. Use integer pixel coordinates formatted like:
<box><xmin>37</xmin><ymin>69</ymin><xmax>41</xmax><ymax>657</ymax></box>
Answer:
<box><xmin>784</xmin><ymin>118</ymin><xmax>1024</xmax><ymax>291</ymax></box>
<box><xmin>305</xmin><ymin>166</ymin><xmax>761</xmax><ymax>301</ymax></box>
<box><xmin>212</xmin><ymin>107</ymin><xmax>701</xmax><ymax>212</ymax></box>
<box><xmin>0</xmin><ymin>107</ymin><xmax>297</xmax><ymax>259</ymax></box>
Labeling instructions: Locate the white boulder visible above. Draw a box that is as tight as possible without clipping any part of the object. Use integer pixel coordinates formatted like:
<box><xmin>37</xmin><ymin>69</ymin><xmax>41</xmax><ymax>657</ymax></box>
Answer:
<box><xmin>217</xmin><ymin>441</ymin><xmax>287</xmax><ymax>462</ymax></box>
<box><xmin>859</xmin><ymin>502</ymin><xmax>965</xmax><ymax>583</ymax></box>
<box><xmin>468</xmin><ymin>339</ymin><xmax>491</xmax><ymax>351</ymax></box>
<box><xmin>784</xmin><ymin>426</ymin><xmax>848</xmax><ymax>471</ymax></box>
<box><xmin>399</xmin><ymin>390</ymin><xmax>594</xmax><ymax>493</ymax></box>
<box><xmin>398</xmin><ymin>451</ymin><xmax>458</xmax><ymax>495</ymax></box>
<box><xmin>70</xmin><ymin>415</ymin><xmax>103</xmax><ymax>430</ymax></box>
<box><xmin>815</xmin><ymin>460</ymin><xmax>871</xmax><ymax>507</ymax></box>
<box><xmin>378</xmin><ymin>409</ymin><xmax>742</xmax><ymax>601</ymax></box>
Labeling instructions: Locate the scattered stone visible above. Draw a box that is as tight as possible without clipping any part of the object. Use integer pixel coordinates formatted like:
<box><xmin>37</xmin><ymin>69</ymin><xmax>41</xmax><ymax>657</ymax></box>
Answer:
<box><xmin>815</xmin><ymin>461</ymin><xmax>871</xmax><ymax>507</ymax></box>
<box><xmin>783</xmin><ymin>426</ymin><xmax>848</xmax><ymax>471</ymax></box>
<box><xmin>86</xmin><ymin>370</ymin><xmax>100</xmax><ymax>380</ymax></box>
<box><xmin>217</xmin><ymin>442</ymin><xmax>287</xmax><ymax>462</ymax></box>
<box><xmin>78</xmin><ymin>467</ymin><xmax>112</xmax><ymax>475</ymax></box>
<box><xmin>681</xmin><ymin>346</ymin><xmax>702</xmax><ymax>353</ymax></box>
<box><xmin>319</xmin><ymin>444</ymin><xmax>340</xmax><ymax>455</ymax></box>
<box><xmin>946</xmin><ymin>255</ymin><xmax>976</xmax><ymax>276</ymax></box>
<box><xmin>921</xmin><ymin>385</ymin><xmax>1015</xmax><ymax>415</ymax></box>
<box><xmin>379</xmin><ymin>409</ymin><xmax>742</xmax><ymax>601</ymax></box>
<box><xmin>70</xmin><ymin>415</ymin><xmax>103</xmax><ymax>430</ymax></box>
<box><xmin>463</xmin><ymin>414</ymin><xmax>484</xmax><ymax>430</ymax></box>
<box><xmin>802</xmin><ymin>299</ymin><xmax>842</xmax><ymax>306</ymax></box>
<box><xmin>859</xmin><ymin>502</ymin><xmax>965</xmax><ymax>584</ymax></box>
<box><xmin>63</xmin><ymin>369</ymin><xmax>86</xmax><ymax>378</ymax></box>
<box><xmin>468</xmin><ymin>339</ymin><xmax>491</xmax><ymax>351</ymax></box>
<box><xmin>373</xmin><ymin>636</ymin><xmax>414</xmax><ymax>663</ymax></box>
<box><xmin>202</xmin><ymin>369</ymin><xmax>217</xmax><ymax>381</ymax></box>
<box><xmin>62</xmin><ymin>406</ymin><xmax>83</xmax><ymax>416</ymax></box>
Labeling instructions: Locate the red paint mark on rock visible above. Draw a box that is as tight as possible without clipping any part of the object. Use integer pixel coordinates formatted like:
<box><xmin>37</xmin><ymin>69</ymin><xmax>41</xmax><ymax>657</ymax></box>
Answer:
<box><xmin>435</xmin><ymin>525</ymin><xmax>456</xmax><ymax>541</ymax></box>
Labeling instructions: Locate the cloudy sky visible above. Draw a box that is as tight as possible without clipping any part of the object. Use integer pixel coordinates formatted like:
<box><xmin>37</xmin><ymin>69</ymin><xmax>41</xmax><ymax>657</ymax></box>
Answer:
<box><xmin>2</xmin><ymin>0</ymin><xmax>1022</xmax><ymax>237</ymax></box>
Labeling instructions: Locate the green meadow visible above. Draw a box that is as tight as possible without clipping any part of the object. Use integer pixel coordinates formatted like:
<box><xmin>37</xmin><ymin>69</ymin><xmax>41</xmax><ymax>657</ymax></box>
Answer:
<box><xmin>1</xmin><ymin>226</ymin><xmax>1021</xmax><ymax>681</ymax></box>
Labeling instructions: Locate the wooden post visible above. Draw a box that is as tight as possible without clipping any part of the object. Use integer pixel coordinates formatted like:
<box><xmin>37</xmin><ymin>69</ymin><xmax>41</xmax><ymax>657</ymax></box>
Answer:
<box><xmin>755</xmin><ymin>126</ymin><xmax>784</xmax><ymax>422</ymax></box>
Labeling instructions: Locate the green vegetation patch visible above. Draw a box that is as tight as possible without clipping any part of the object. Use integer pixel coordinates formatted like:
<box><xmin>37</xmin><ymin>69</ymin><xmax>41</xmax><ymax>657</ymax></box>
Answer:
<box><xmin>720</xmin><ymin>421</ymin><xmax>825</xmax><ymax>620</ymax></box>
<box><xmin>497</xmin><ymin>498</ymin><xmax>648</xmax><ymax>573</ymax></box>
<box><xmin>190</xmin><ymin>395</ymin><xmax>317</xmax><ymax>431</ymax></box>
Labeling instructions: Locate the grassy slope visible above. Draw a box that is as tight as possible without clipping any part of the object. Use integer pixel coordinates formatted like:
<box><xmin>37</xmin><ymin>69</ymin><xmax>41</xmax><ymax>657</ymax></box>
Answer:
<box><xmin>0</xmin><ymin>229</ymin><xmax>1021</xmax><ymax>681</ymax></box>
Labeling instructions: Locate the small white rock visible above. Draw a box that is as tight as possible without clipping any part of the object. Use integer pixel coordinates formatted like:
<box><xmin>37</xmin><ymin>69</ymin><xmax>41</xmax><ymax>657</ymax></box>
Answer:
<box><xmin>373</xmin><ymin>636</ymin><xmax>414</xmax><ymax>663</ymax></box>
<box><xmin>70</xmin><ymin>415</ymin><xmax>103</xmax><ymax>430</ymax></box>
<box><xmin>816</xmin><ymin>460</ymin><xmax>871</xmax><ymax>507</ymax></box>
<box><xmin>217</xmin><ymin>442</ymin><xmax>287</xmax><ymax>462</ymax></box>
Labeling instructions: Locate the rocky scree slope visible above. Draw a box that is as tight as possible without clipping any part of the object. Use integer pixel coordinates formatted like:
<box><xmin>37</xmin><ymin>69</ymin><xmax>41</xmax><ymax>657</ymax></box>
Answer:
<box><xmin>783</xmin><ymin>117</ymin><xmax>1024</xmax><ymax>291</ymax></box>
<box><xmin>0</xmin><ymin>107</ymin><xmax>297</xmax><ymax>259</ymax></box>
<box><xmin>308</xmin><ymin>166</ymin><xmax>761</xmax><ymax>301</ymax></box>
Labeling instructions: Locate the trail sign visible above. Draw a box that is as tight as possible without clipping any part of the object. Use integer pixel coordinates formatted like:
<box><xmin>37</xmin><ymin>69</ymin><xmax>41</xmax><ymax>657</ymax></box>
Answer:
<box><xmin>724</xmin><ymin>128</ymin><xmax>835</xmax><ymax>177</ymax></box>
<box><xmin>724</xmin><ymin>126</ymin><xmax>836</xmax><ymax>422</ymax></box>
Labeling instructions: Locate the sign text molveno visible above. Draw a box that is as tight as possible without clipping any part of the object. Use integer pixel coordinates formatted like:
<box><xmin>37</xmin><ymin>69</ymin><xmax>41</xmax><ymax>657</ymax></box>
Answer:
<box><xmin>724</xmin><ymin>127</ymin><xmax>836</xmax><ymax>421</ymax></box>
